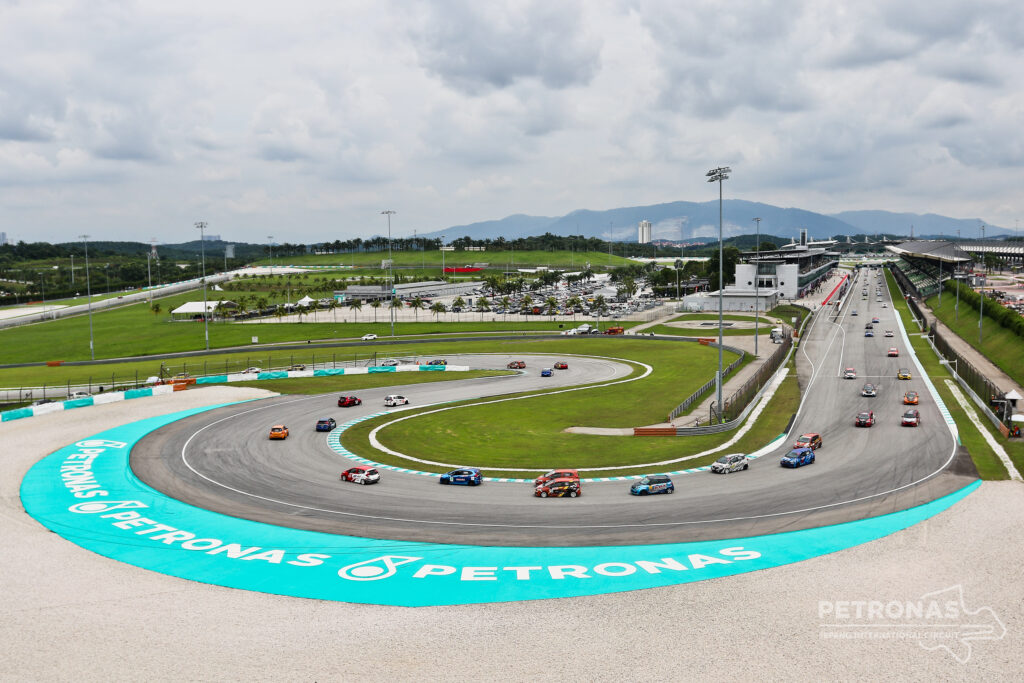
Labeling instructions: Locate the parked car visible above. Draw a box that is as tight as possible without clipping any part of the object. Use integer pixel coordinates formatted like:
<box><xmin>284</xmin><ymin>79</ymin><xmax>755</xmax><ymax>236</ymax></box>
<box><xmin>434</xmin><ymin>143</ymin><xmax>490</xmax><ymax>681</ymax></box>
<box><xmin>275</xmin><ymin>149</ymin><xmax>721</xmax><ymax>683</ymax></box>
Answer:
<box><xmin>711</xmin><ymin>453</ymin><xmax>749</xmax><ymax>474</ymax></box>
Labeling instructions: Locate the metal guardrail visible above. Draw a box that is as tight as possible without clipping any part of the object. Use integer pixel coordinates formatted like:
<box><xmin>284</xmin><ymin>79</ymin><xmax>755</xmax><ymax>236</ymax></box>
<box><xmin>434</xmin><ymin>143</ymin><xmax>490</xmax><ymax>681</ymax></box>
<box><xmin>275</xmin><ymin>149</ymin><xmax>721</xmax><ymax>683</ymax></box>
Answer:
<box><xmin>667</xmin><ymin>341</ymin><xmax>748</xmax><ymax>421</ymax></box>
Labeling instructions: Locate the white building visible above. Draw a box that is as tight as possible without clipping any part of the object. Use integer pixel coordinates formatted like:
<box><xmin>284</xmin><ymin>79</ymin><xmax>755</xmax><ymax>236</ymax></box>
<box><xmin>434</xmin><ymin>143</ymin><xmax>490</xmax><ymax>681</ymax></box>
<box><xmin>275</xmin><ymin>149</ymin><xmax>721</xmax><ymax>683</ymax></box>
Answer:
<box><xmin>638</xmin><ymin>220</ymin><xmax>652</xmax><ymax>244</ymax></box>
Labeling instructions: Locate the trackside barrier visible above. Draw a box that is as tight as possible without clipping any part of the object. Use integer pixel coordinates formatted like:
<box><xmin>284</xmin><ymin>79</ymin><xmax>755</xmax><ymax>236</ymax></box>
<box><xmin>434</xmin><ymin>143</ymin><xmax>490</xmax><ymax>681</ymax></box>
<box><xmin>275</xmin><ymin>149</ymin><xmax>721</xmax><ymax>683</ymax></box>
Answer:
<box><xmin>632</xmin><ymin>427</ymin><xmax>677</xmax><ymax>436</ymax></box>
<box><xmin>0</xmin><ymin>385</ymin><xmax>175</xmax><ymax>423</ymax></box>
<box><xmin>193</xmin><ymin>365</ymin><xmax>471</xmax><ymax>386</ymax></box>
<box><xmin>667</xmin><ymin>341</ymin><xmax>747</xmax><ymax>421</ymax></box>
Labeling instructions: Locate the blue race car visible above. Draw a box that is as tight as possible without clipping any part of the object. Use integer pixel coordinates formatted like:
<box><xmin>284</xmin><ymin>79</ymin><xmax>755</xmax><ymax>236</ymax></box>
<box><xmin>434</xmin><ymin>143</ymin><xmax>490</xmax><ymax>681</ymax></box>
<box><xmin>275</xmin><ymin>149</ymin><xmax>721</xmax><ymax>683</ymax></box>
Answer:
<box><xmin>629</xmin><ymin>474</ymin><xmax>674</xmax><ymax>495</ymax></box>
<box><xmin>780</xmin><ymin>447</ymin><xmax>815</xmax><ymax>468</ymax></box>
<box><xmin>440</xmin><ymin>467</ymin><xmax>483</xmax><ymax>486</ymax></box>
<box><xmin>541</xmin><ymin>368</ymin><xmax>553</xmax><ymax>377</ymax></box>
<box><xmin>315</xmin><ymin>417</ymin><xmax>337</xmax><ymax>432</ymax></box>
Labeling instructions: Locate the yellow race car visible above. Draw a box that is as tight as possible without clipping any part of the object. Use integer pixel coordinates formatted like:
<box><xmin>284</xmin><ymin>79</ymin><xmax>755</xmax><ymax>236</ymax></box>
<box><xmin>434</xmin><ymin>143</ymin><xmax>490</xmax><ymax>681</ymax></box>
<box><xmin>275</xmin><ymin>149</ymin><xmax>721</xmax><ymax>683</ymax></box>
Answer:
<box><xmin>897</xmin><ymin>368</ymin><xmax>912</xmax><ymax>380</ymax></box>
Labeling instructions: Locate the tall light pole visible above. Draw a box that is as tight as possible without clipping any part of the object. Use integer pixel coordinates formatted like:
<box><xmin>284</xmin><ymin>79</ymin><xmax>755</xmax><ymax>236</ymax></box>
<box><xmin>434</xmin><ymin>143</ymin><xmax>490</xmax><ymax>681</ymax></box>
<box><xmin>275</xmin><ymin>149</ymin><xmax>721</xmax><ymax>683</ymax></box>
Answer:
<box><xmin>267</xmin><ymin>235</ymin><xmax>274</xmax><ymax>273</ymax></box>
<box><xmin>707</xmin><ymin>166</ymin><xmax>731</xmax><ymax>422</ymax></box>
<box><xmin>979</xmin><ymin>223</ymin><xmax>985</xmax><ymax>345</ymax></box>
<box><xmin>382</xmin><ymin>210</ymin><xmax>396</xmax><ymax>337</ymax></box>
<box><xmin>441</xmin><ymin>234</ymin><xmax>446</xmax><ymax>281</ymax></box>
<box><xmin>37</xmin><ymin>269</ymin><xmax>47</xmax><ymax>319</ymax></box>
<box><xmin>146</xmin><ymin>250</ymin><xmax>152</xmax><ymax>302</ymax></box>
<box><xmin>196</xmin><ymin>221</ymin><xmax>210</xmax><ymax>351</ymax></box>
<box><xmin>79</xmin><ymin>234</ymin><xmax>95</xmax><ymax>360</ymax></box>
<box><xmin>955</xmin><ymin>229</ymin><xmax>961</xmax><ymax>321</ymax></box>
<box><xmin>753</xmin><ymin>216</ymin><xmax>761</xmax><ymax>358</ymax></box>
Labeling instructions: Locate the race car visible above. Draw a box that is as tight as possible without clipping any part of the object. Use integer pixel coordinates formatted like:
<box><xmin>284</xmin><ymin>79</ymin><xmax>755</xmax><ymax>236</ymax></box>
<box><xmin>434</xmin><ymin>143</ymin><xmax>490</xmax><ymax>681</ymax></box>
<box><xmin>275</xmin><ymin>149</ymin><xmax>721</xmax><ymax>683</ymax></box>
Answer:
<box><xmin>711</xmin><ymin>453</ymin><xmax>749</xmax><ymax>474</ymax></box>
<box><xmin>534</xmin><ymin>469</ymin><xmax>579</xmax><ymax>486</ymax></box>
<box><xmin>384</xmin><ymin>394</ymin><xmax>409</xmax><ymax>406</ymax></box>
<box><xmin>794</xmin><ymin>432</ymin><xmax>823</xmax><ymax>450</ymax></box>
<box><xmin>553</xmin><ymin>361</ymin><xmax>569</xmax><ymax>370</ymax></box>
<box><xmin>901</xmin><ymin>409</ymin><xmax>921</xmax><ymax>427</ymax></box>
<box><xmin>888</xmin><ymin>347</ymin><xmax>899</xmax><ymax>357</ymax></box>
<box><xmin>426</xmin><ymin>359</ymin><xmax>447</xmax><ymax>366</ymax></box>
<box><xmin>630</xmin><ymin>474</ymin><xmax>675</xmax><ymax>495</ymax></box>
<box><xmin>864</xmin><ymin>323</ymin><xmax>873</xmax><ymax>329</ymax></box>
<box><xmin>855</xmin><ymin>410</ymin><xmax>875</xmax><ymax>427</ymax></box>
<box><xmin>287</xmin><ymin>364</ymin><xmax>307</xmax><ymax>371</ymax></box>
<box><xmin>864</xmin><ymin>329</ymin><xmax>874</xmax><ymax>337</ymax></box>
<box><xmin>340</xmin><ymin>465</ymin><xmax>380</xmax><ymax>485</ymax></box>
<box><xmin>861</xmin><ymin>383</ymin><xmax>877</xmax><ymax>397</ymax></box>
<box><xmin>507</xmin><ymin>360</ymin><xmax>526</xmax><ymax>369</ymax></box>
<box><xmin>269</xmin><ymin>425</ymin><xmax>289</xmax><ymax>440</ymax></box>
<box><xmin>844</xmin><ymin>367</ymin><xmax>857</xmax><ymax>379</ymax></box>
<box><xmin>780</xmin><ymin>447</ymin><xmax>815</xmax><ymax>468</ymax></box>
<box><xmin>882</xmin><ymin>303</ymin><xmax>888</xmax><ymax>308</ymax></box>
<box><xmin>440</xmin><ymin>467</ymin><xmax>483</xmax><ymax>486</ymax></box>
<box><xmin>872</xmin><ymin>317</ymin><xmax>880</xmax><ymax>324</ymax></box>
<box><xmin>897</xmin><ymin>368</ymin><xmax>912</xmax><ymax>380</ymax></box>
<box><xmin>338</xmin><ymin>395</ymin><xmax>362</xmax><ymax>407</ymax></box>
<box><xmin>534</xmin><ymin>478</ymin><xmax>581</xmax><ymax>498</ymax></box>
<box><xmin>242</xmin><ymin>367</ymin><xmax>262</xmax><ymax>374</ymax></box>
<box><xmin>903</xmin><ymin>391</ymin><xmax>919</xmax><ymax>405</ymax></box>
<box><xmin>541</xmin><ymin>368</ymin><xmax>553</xmax><ymax>377</ymax></box>
<box><xmin>361</xmin><ymin>333</ymin><xmax>378</xmax><ymax>341</ymax></box>
<box><xmin>884</xmin><ymin>330</ymin><xmax>894</xmax><ymax>337</ymax></box>
<box><xmin>315</xmin><ymin>417</ymin><xmax>337</xmax><ymax>432</ymax></box>
<box><xmin>851</xmin><ymin>310</ymin><xmax>858</xmax><ymax>316</ymax></box>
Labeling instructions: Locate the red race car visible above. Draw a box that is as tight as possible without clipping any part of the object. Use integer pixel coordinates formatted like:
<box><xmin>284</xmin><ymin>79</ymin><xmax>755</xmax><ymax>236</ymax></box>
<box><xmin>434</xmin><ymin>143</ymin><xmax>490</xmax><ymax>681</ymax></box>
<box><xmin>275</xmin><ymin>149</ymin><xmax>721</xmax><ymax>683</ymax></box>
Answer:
<box><xmin>338</xmin><ymin>395</ymin><xmax>362</xmax><ymax>407</ymax></box>
<box><xmin>534</xmin><ymin>478</ymin><xmax>581</xmax><ymax>498</ymax></box>
<box><xmin>855</xmin><ymin>410</ymin><xmax>875</xmax><ymax>427</ymax></box>
<box><xmin>901</xmin><ymin>409</ymin><xmax>921</xmax><ymax>427</ymax></box>
<box><xmin>554</xmin><ymin>361</ymin><xmax>569</xmax><ymax>370</ymax></box>
<box><xmin>534</xmin><ymin>469</ymin><xmax>580</xmax><ymax>486</ymax></box>
<box><xmin>340</xmin><ymin>465</ymin><xmax>380</xmax><ymax>485</ymax></box>
<box><xmin>507</xmin><ymin>361</ymin><xmax>526</xmax><ymax>369</ymax></box>
<box><xmin>888</xmin><ymin>347</ymin><xmax>899</xmax><ymax>357</ymax></box>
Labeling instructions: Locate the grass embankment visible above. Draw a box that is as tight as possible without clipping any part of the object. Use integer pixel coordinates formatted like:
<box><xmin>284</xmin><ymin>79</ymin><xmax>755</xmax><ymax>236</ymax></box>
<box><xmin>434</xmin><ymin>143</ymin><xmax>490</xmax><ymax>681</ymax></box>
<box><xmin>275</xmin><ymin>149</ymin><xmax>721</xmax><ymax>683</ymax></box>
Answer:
<box><xmin>924</xmin><ymin>291</ymin><xmax>1024</xmax><ymax>390</ymax></box>
<box><xmin>341</xmin><ymin>339</ymin><xmax>798</xmax><ymax>476</ymax></box>
<box><xmin>885</xmin><ymin>269</ymin><xmax>1009</xmax><ymax>479</ymax></box>
<box><xmin>0</xmin><ymin>296</ymin><xmax>638</xmax><ymax>365</ymax></box>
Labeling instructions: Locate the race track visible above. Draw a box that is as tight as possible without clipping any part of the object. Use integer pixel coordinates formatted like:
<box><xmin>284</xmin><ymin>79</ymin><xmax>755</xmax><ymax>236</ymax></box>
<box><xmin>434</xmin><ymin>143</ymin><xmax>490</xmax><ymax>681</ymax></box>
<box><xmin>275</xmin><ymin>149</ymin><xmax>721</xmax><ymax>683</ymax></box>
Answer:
<box><xmin>131</xmin><ymin>269</ymin><xmax>977</xmax><ymax>546</ymax></box>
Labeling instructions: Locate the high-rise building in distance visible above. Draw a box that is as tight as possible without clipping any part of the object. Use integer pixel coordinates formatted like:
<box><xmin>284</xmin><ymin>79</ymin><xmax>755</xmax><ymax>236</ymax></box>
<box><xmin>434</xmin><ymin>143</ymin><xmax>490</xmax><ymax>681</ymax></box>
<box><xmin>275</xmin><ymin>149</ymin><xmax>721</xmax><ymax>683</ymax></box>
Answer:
<box><xmin>638</xmin><ymin>220</ymin><xmax>652</xmax><ymax>244</ymax></box>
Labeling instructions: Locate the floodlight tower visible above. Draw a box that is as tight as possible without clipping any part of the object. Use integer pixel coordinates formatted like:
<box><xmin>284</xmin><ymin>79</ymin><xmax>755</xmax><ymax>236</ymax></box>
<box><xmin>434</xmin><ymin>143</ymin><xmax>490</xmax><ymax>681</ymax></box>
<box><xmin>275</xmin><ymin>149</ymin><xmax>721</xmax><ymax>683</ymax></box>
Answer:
<box><xmin>706</xmin><ymin>165</ymin><xmax>731</xmax><ymax>422</ymax></box>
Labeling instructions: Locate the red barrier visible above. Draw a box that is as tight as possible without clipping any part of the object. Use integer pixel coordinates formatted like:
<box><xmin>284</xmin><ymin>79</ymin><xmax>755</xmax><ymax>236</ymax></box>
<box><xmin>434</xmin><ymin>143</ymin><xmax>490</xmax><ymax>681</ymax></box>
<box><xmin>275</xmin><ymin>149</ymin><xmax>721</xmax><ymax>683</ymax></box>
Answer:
<box><xmin>821</xmin><ymin>274</ymin><xmax>849</xmax><ymax>305</ymax></box>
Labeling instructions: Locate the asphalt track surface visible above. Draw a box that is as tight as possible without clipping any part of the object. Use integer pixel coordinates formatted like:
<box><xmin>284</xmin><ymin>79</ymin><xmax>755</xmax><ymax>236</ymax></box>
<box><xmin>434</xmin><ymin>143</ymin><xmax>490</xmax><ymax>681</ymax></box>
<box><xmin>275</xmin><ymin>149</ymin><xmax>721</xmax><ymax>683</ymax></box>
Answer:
<box><xmin>132</xmin><ymin>272</ymin><xmax>978</xmax><ymax>546</ymax></box>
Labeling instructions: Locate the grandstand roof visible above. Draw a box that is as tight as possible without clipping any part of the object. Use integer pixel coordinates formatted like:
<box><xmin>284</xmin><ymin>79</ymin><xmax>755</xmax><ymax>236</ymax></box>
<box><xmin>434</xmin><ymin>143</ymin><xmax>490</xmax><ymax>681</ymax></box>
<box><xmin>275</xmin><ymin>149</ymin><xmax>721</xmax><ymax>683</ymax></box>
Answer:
<box><xmin>885</xmin><ymin>240</ymin><xmax>971</xmax><ymax>263</ymax></box>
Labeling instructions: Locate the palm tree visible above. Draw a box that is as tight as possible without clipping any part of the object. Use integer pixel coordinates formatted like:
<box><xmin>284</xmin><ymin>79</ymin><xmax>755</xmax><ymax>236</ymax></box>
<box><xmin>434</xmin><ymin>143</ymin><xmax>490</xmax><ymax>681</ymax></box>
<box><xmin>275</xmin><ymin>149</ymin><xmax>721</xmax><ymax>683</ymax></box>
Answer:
<box><xmin>274</xmin><ymin>307</ymin><xmax>285</xmax><ymax>324</ymax></box>
<box><xmin>347</xmin><ymin>297</ymin><xmax>362</xmax><ymax>322</ymax></box>
<box><xmin>545</xmin><ymin>296</ymin><xmax>558</xmax><ymax>318</ymax></box>
<box><xmin>150</xmin><ymin>302</ymin><xmax>161</xmax><ymax>317</ymax></box>
<box><xmin>429</xmin><ymin>301</ymin><xmax>446</xmax><ymax>320</ymax></box>
<box><xmin>410</xmin><ymin>296</ymin><xmax>425</xmax><ymax>321</ymax></box>
<box><xmin>328</xmin><ymin>299</ymin><xmax>338</xmax><ymax>323</ymax></box>
<box><xmin>452</xmin><ymin>296</ymin><xmax>465</xmax><ymax>322</ymax></box>
<box><xmin>500</xmin><ymin>295</ymin><xmax>511</xmax><ymax>322</ymax></box>
<box><xmin>370</xmin><ymin>299</ymin><xmax>382</xmax><ymax>323</ymax></box>
<box><xmin>521</xmin><ymin>294</ymin><xmax>533</xmax><ymax>319</ymax></box>
<box><xmin>567</xmin><ymin>295</ymin><xmax>582</xmax><ymax>321</ymax></box>
<box><xmin>213</xmin><ymin>300</ymin><xmax>227</xmax><ymax>322</ymax></box>
<box><xmin>478</xmin><ymin>296</ymin><xmax>491</xmax><ymax>321</ymax></box>
<box><xmin>390</xmin><ymin>296</ymin><xmax>403</xmax><ymax>332</ymax></box>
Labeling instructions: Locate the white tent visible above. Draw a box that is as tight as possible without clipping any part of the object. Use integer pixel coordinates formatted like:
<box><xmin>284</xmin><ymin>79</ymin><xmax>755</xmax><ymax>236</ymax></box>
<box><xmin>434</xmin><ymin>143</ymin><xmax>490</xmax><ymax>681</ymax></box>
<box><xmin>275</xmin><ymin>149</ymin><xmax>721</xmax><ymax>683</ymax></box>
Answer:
<box><xmin>170</xmin><ymin>300</ymin><xmax>236</xmax><ymax>319</ymax></box>
<box><xmin>297</xmin><ymin>296</ymin><xmax>315</xmax><ymax>306</ymax></box>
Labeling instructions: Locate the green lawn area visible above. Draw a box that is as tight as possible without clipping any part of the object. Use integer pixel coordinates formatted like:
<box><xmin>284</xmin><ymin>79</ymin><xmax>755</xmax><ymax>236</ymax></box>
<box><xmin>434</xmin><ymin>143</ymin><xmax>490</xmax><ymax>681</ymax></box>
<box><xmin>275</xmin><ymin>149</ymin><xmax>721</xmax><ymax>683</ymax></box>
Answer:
<box><xmin>924</xmin><ymin>291</ymin><xmax>1024</xmax><ymax>390</ymax></box>
<box><xmin>672</xmin><ymin>313</ymin><xmax>776</xmax><ymax>324</ymax></box>
<box><xmin>645</xmin><ymin>324</ymin><xmax>760</xmax><ymax>337</ymax></box>
<box><xmin>339</xmin><ymin>338</ymin><xmax>796</xmax><ymax>475</ymax></box>
<box><xmin>885</xmin><ymin>269</ymin><xmax>1009</xmax><ymax>479</ymax></box>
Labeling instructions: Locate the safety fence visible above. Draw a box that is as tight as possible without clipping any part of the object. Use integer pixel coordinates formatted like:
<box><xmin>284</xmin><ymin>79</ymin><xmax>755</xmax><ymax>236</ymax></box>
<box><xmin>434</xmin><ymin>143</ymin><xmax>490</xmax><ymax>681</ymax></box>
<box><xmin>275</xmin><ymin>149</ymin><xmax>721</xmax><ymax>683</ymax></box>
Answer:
<box><xmin>667</xmin><ymin>342</ymin><xmax>747</xmax><ymax>421</ymax></box>
<box><xmin>722</xmin><ymin>332</ymin><xmax>793</xmax><ymax>422</ymax></box>
<box><xmin>927</xmin><ymin>326</ymin><xmax>1007</xmax><ymax>431</ymax></box>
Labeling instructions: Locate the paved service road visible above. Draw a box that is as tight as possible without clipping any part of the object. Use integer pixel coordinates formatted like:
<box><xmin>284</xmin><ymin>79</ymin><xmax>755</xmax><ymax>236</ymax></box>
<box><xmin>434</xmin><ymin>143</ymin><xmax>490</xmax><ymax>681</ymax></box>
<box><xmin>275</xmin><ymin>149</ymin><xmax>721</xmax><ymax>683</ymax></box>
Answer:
<box><xmin>132</xmin><ymin>284</ymin><xmax>978</xmax><ymax>547</ymax></box>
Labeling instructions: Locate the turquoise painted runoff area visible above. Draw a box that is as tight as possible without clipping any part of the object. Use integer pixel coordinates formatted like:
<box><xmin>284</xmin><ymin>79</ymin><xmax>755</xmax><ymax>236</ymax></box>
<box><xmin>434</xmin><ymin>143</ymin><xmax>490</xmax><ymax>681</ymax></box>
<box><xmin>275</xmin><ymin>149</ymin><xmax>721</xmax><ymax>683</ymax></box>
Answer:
<box><xmin>20</xmin><ymin>406</ymin><xmax>980</xmax><ymax>606</ymax></box>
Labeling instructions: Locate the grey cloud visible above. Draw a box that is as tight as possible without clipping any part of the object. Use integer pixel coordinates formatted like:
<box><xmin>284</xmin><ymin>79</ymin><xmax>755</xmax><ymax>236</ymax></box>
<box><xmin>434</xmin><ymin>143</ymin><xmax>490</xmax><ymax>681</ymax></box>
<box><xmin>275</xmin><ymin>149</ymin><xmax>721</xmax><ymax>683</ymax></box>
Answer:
<box><xmin>409</xmin><ymin>0</ymin><xmax>602</xmax><ymax>95</ymax></box>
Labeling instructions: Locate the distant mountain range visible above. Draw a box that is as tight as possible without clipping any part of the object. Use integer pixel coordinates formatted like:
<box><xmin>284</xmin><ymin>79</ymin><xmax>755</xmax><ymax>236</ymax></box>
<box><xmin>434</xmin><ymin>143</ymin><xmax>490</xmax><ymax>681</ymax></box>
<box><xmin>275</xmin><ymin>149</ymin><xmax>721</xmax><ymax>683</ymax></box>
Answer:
<box><xmin>416</xmin><ymin>200</ymin><xmax>1010</xmax><ymax>243</ymax></box>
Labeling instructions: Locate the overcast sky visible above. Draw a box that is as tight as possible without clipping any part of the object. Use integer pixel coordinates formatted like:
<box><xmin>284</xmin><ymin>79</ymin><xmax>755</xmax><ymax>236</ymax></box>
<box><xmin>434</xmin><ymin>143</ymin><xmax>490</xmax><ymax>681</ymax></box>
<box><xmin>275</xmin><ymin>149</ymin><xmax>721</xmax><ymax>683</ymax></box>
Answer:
<box><xmin>1</xmin><ymin>0</ymin><xmax>1022</xmax><ymax>244</ymax></box>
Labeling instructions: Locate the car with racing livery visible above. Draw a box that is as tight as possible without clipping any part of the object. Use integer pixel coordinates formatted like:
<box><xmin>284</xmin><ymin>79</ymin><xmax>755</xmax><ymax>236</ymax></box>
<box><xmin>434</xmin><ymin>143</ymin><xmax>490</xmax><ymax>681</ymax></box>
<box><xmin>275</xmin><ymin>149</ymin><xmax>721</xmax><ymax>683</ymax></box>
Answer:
<box><xmin>287</xmin><ymin>364</ymin><xmax>307</xmax><ymax>371</ymax></box>
<box><xmin>844</xmin><ymin>367</ymin><xmax>857</xmax><ymax>379</ymax></box>
<box><xmin>888</xmin><ymin>347</ymin><xmax>899</xmax><ymax>357</ymax></box>
<box><xmin>426</xmin><ymin>359</ymin><xmax>447</xmax><ymax>366</ymax></box>
<box><xmin>794</xmin><ymin>432</ymin><xmax>823</xmax><ymax>450</ymax></box>
<box><xmin>554</xmin><ymin>361</ymin><xmax>569</xmax><ymax>370</ymax></box>
<box><xmin>711</xmin><ymin>453</ymin><xmax>749</xmax><ymax>474</ymax></box>
<box><xmin>534</xmin><ymin>469</ymin><xmax>579</xmax><ymax>486</ymax></box>
<box><xmin>884</xmin><ymin>330</ymin><xmax>894</xmax><ymax>337</ymax></box>
<box><xmin>269</xmin><ymin>425</ymin><xmax>289</xmax><ymax>440</ymax></box>
<box><xmin>897</xmin><ymin>368</ymin><xmax>912</xmax><ymax>380</ymax></box>
<box><xmin>903</xmin><ymin>391</ymin><xmax>919</xmax><ymax>405</ymax></box>
<box><xmin>507</xmin><ymin>360</ymin><xmax>526</xmax><ymax>369</ymax></box>
<box><xmin>338</xmin><ymin>395</ymin><xmax>362</xmax><ymax>407</ymax></box>
<box><xmin>780</xmin><ymin>447</ymin><xmax>815</xmax><ymax>468</ymax></box>
<box><xmin>861</xmin><ymin>383</ymin><xmax>877</xmax><ymax>397</ymax></box>
<box><xmin>315</xmin><ymin>417</ymin><xmax>337</xmax><ymax>432</ymax></box>
<box><xmin>535</xmin><ymin>478</ymin><xmax>581</xmax><ymax>498</ymax></box>
<box><xmin>630</xmin><ymin>474</ymin><xmax>675</xmax><ymax>495</ymax></box>
<box><xmin>440</xmin><ymin>468</ymin><xmax>483</xmax><ymax>486</ymax></box>
<box><xmin>865</xmin><ymin>329</ymin><xmax>874</xmax><ymax>337</ymax></box>
<box><xmin>901</xmin><ymin>409</ymin><xmax>921</xmax><ymax>427</ymax></box>
<box><xmin>384</xmin><ymin>394</ymin><xmax>409</xmax><ymax>406</ymax></box>
<box><xmin>855</xmin><ymin>410</ymin><xmax>875</xmax><ymax>427</ymax></box>
<box><xmin>541</xmin><ymin>368</ymin><xmax>553</xmax><ymax>377</ymax></box>
<box><xmin>340</xmin><ymin>465</ymin><xmax>380</xmax><ymax>485</ymax></box>
<box><xmin>872</xmin><ymin>317</ymin><xmax>880</xmax><ymax>324</ymax></box>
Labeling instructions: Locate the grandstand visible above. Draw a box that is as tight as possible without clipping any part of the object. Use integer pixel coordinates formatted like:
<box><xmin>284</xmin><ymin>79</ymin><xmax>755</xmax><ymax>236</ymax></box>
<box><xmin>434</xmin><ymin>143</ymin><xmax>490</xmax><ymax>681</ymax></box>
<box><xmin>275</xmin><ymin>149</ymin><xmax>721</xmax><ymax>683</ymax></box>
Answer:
<box><xmin>885</xmin><ymin>240</ymin><xmax>973</xmax><ymax>298</ymax></box>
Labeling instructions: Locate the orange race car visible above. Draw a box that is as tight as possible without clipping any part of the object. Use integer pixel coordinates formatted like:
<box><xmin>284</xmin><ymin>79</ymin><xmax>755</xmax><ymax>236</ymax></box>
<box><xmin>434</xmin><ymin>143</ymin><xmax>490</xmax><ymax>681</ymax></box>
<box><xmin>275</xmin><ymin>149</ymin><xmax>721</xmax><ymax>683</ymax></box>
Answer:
<box><xmin>903</xmin><ymin>391</ymin><xmax>919</xmax><ymax>405</ymax></box>
<box><xmin>269</xmin><ymin>425</ymin><xmax>289</xmax><ymax>440</ymax></box>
